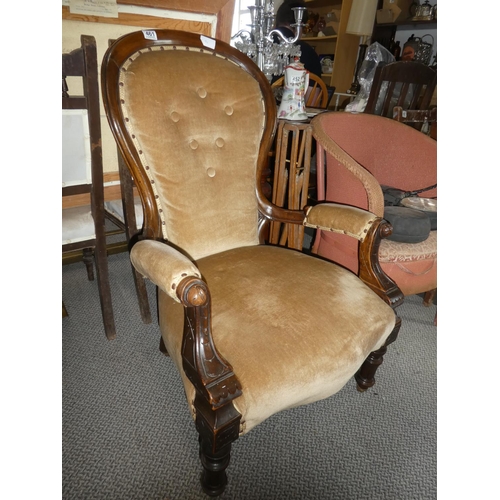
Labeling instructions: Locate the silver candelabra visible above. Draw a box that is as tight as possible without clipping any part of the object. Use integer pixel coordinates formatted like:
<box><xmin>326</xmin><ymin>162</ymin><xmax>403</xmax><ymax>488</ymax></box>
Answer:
<box><xmin>231</xmin><ymin>1</ymin><xmax>306</xmax><ymax>81</ymax></box>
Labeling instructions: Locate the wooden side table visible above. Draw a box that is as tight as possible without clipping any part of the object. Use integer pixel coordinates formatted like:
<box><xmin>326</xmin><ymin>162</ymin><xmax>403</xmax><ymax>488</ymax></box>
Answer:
<box><xmin>268</xmin><ymin>119</ymin><xmax>313</xmax><ymax>251</ymax></box>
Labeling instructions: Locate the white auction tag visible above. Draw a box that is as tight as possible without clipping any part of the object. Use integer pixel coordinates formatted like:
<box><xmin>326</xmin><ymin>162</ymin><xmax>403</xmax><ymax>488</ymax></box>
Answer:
<box><xmin>143</xmin><ymin>30</ymin><xmax>158</xmax><ymax>41</ymax></box>
<box><xmin>200</xmin><ymin>35</ymin><xmax>216</xmax><ymax>50</ymax></box>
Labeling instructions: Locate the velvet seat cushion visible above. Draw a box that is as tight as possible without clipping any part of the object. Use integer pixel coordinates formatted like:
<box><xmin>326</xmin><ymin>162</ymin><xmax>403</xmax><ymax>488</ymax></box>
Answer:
<box><xmin>158</xmin><ymin>245</ymin><xmax>395</xmax><ymax>435</ymax></box>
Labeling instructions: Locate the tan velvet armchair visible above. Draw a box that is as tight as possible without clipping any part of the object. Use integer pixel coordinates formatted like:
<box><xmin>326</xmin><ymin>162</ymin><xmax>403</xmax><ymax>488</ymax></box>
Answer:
<box><xmin>101</xmin><ymin>30</ymin><xmax>403</xmax><ymax>496</ymax></box>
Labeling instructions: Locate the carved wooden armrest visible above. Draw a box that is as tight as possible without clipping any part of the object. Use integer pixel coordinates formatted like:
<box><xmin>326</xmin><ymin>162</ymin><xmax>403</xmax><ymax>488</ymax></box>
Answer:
<box><xmin>130</xmin><ymin>240</ymin><xmax>243</xmax><ymax>415</ymax></box>
<box><xmin>304</xmin><ymin>203</ymin><xmax>403</xmax><ymax>308</ymax></box>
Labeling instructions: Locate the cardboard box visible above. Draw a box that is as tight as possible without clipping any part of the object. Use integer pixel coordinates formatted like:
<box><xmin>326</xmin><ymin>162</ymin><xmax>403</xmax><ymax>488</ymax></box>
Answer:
<box><xmin>382</xmin><ymin>0</ymin><xmax>413</xmax><ymax>22</ymax></box>
<box><xmin>376</xmin><ymin>9</ymin><xmax>395</xmax><ymax>24</ymax></box>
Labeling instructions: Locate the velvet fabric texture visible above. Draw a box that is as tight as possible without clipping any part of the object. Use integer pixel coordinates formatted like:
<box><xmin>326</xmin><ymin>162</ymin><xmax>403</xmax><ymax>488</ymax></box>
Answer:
<box><xmin>155</xmin><ymin>245</ymin><xmax>395</xmax><ymax>435</ymax></box>
<box><xmin>304</xmin><ymin>203</ymin><xmax>377</xmax><ymax>241</ymax></box>
<box><xmin>119</xmin><ymin>47</ymin><xmax>265</xmax><ymax>260</ymax></box>
<box><xmin>108</xmin><ymin>37</ymin><xmax>397</xmax><ymax>441</ymax></box>
<box><xmin>312</xmin><ymin>112</ymin><xmax>437</xmax><ymax>297</ymax></box>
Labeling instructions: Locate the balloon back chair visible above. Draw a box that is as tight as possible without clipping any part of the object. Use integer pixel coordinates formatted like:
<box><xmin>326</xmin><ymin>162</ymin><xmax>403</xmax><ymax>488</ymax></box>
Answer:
<box><xmin>312</xmin><ymin>111</ymin><xmax>437</xmax><ymax>301</ymax></box>
<box><xmin>101</xmin><ymin>29</ymin><xmax>403</xmax><ymax>496</ymax></box>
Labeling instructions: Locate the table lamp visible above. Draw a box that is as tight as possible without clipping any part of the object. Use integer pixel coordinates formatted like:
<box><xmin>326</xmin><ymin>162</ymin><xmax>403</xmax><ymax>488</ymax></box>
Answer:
<box><xmin>346</xmin><ymin>0</ymin><xmax>378</xmax><ymax>94</ymax></box>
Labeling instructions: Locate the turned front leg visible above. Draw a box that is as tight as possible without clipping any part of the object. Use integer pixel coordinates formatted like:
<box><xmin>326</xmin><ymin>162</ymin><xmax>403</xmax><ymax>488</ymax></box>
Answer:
<box><xmin>199</xmin><ymin>438</ymin><xmax>232</xmax><ymax>497</ymax></box>
<box><xmin>355</xmin><ymin>345</ymin><xmax>387</xmax><ymax>392</ymax></box>
<box><xmin>195</xmin><ymin>397</ymin><xmax>241</xmax><ymax>497</ymax></box>
<box><xmin>355</xmin><ymin>317</ymin><xmax>401</xmax><ymax>392</ymax></box>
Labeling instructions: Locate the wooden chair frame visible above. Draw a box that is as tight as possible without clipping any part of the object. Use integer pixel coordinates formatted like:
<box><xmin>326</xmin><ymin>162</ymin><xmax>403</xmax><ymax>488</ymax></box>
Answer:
<box><xmin>364</xmin><ymin>61</ymin><xmax>437</xmax><ymax>131</ymax></box>
<box><xmin>101</xmin><ymin>29</ymin><xmax>403</xmax><ymax>495</ymax></box>
<box><xmin>393</xmin><ymin>105</ymin><xmax>437</xmax><ymax>140</ymax></box>
<box><xmin>62</xmin><ymin>34</ymin><xmax>116</xmax><ymax>340</ymax></box>
<box><xmin>101</xmin><ymin>39</ymin><xmax>152</xmax><ymax>325</ymax></box>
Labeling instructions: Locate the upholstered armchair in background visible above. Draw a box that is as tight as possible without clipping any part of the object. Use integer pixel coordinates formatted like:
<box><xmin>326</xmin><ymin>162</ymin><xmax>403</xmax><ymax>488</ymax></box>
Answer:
<box><xmin>101</xmin><ymin>30</ymin><xmax>403</xmax><ymax>496</ymax></box>
<box><xmin>312</xmin><ymin>112</ymin><xmax>437</xmax><ymax>301</ymax></box>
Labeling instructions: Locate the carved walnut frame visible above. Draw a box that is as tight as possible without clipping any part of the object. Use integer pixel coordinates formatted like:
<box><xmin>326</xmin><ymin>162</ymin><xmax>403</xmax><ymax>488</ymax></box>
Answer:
<box><xmin>101</xmin><ymin>29</ymin><xmax>403</xmax><ymax>496</ymax></box>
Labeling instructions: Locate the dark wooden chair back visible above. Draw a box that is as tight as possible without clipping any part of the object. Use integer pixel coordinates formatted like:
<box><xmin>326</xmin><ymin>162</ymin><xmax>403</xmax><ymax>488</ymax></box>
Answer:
<box><xmin>364</xmin><ymin>61</ymin><xmax>436</xmax><ymax>131</ymax></box>
<box><xmin>393</xmin><ymin>105</ymin><xmax>437</xmax><ymax>139</ymax></box>
<box><xmin>62</xmin><ymin>35</ymin><xmax>116</xmax><ymax>340</ymax></box>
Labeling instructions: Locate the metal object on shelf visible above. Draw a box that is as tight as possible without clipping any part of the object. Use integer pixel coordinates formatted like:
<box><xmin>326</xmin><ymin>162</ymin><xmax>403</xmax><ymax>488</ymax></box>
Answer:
<box><xmin>411</xmin><ymin>0</ymin><xmax>434</xmax><ymax>21</ymax></box>
<box><xmin>231</xmin><ymin>1</ymin><xmax>305</xmax><ymax>81</ymax></box>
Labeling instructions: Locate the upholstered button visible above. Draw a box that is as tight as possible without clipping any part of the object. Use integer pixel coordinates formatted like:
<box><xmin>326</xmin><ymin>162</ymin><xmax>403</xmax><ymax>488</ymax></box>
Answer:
<box><xmin>197</xmin><ymin>87</ymin><xmax>207</xmax><ymax>98</ymax></box>
<box><xmin>206</xmin><ymin>168</ymin><xmax>216</xmax><ymax>177</ymax></box>
<box><xmin>190</xmin><ymin>140</ymin><xmax>199</xmax><ymax>150</ymax></box>
<box><xmin>224</xmin><ymin>105</ymin><xmax>233</xmax><ymax>115</ymax></box>
<box><xmin>215</xmin><ymin>137</ymin><xmax>225</xmax><ymax>148</ymax></box>
<box><xmin>170</xmin><ymin>111</ymin><xmax>180</xmax><ymax>122</ymax></box>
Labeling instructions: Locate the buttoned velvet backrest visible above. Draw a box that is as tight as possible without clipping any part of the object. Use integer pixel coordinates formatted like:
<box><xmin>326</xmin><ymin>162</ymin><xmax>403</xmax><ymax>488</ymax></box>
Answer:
<box><xmin>103</xmin><ymin>31</ymin><xmax>275</xmax><ymax>261</ymax></box>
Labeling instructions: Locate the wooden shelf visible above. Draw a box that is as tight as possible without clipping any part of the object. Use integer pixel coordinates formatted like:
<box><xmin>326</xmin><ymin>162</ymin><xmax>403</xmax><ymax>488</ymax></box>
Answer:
<box><xmin>376</xmin><ymin>18</ymin><xmax>437</xmax><ymax>29</ymax></box>
<box><xmin>299</xmin><ymin>0</ymin><xmax>359</xmax><ymax>94</ymax></box>
<box><xmin>302</xmin><ymin>35</ymin><xmax>338</xmax><ymax>41</ymax></box>
<box><xmin>305</xmin><ymin>0</ymin><xmax>342</xmax><ymax>8</ymax></box>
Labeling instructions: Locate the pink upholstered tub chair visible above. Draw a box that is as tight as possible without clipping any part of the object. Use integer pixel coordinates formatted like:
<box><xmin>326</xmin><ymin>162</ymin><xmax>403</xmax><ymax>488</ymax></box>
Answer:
<box><xmin>311</xmin><ymin>111</ymin><xmax>437</xmax><ymax>302</ymax></box>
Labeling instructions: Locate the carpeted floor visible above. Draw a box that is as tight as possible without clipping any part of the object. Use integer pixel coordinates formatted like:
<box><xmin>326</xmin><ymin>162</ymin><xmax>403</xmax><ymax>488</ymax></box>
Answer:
<box><xmin>62</xmin><ymin>249</ymin><xmax>437</xmax><ymax>500</ymax></box>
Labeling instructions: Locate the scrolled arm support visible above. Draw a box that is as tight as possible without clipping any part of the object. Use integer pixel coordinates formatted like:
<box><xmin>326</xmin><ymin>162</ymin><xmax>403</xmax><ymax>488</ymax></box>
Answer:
<box><xmin>177</xmin><ymin>277</ymin><xmax>242</xmax><ymax>410</ymax></box>
<box><xmin>304</xmin><ymin>203</ymin><xmax>403</xmax><ymax>308</ymax></box>
<box><xmin>358</xmin><ymin>219</ymin><xmax>404</xmax><ymax>309</ymax></box>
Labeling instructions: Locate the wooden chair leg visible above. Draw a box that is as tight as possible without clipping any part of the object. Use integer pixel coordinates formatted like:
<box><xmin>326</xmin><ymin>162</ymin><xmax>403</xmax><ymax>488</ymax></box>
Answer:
<box><xmin>355</xmin><ymin>316</ymin><xmax>401</xmax><ymax>392</ymax></box>
<box><xmin>93</xmin><ymin>234</ymin><xmax>117</xmax><ymax>340</ymax></box>
<box><xmin>118</xmin><ymin>152</ymin><xmax>152</xmax><ymax>324</ymax></box>
<box><xmin>423</xmin><ymin>288</ymin><xmax>436</xmax><ymax>306</ymax></box>
<box><xmin>194</xmin><ymin>396</ymin><xmax>241</xmax><ymax>497</ymax></box>
<box><xmin>82</xmin><ymin>248</ymin><xmax>95</xmax><ymax>281</ymax></box>
<box><xmin>159</xmin><ymin>336</ymin><xmax>169</xmax><ymax>357</ymax></box>
<box><xmin>131</xmin><ymin>266</ymin><xmax>152</xmax><ymax>324</ymax></box>
<box><xmin>199</xmin><ymin>438</ymin><xmax>232</xmax><ymax>497</ymax></box>
<box><xmin>355</xmin><ymin>345</ymin><xmax>387</xmax><ymax>392</ymax></box>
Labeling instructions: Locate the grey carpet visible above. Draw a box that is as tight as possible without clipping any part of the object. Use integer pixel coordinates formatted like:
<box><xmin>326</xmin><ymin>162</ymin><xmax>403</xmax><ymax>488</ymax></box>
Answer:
<box><xmin>62</xmin><ymin>250</ymin><xmax>437</xmax><ymax>500</ymax></box>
